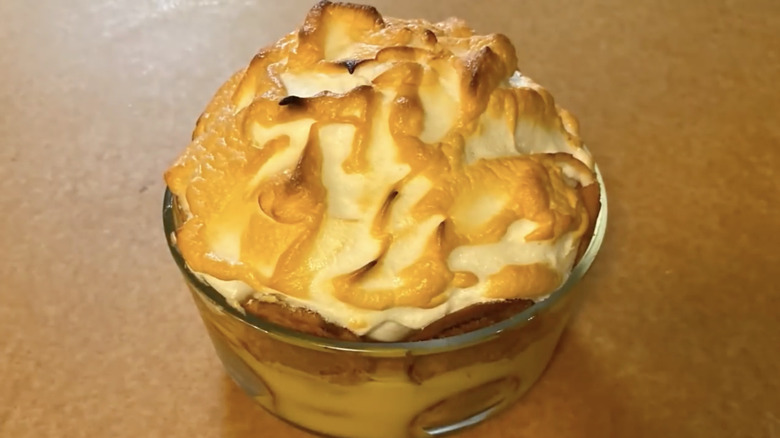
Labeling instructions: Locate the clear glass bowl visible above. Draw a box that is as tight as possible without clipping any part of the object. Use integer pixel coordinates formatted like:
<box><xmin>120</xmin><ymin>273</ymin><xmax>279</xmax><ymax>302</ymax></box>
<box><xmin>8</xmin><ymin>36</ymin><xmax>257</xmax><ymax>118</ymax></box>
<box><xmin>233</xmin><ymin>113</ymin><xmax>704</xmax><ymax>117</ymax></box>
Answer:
<box><xmin>162</xmin><ymin>168</ymin><xmax>607</xmax><ymax>438</ymax></box>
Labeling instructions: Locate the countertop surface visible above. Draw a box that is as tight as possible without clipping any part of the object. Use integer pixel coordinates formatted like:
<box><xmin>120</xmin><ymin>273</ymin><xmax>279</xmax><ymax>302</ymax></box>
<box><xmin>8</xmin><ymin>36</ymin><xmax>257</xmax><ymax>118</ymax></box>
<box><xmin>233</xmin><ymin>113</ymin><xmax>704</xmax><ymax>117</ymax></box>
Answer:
<box><xmin>2</xmin><ymin>0</ymin><xmax>779</xmax><ymax>437</ymax></box>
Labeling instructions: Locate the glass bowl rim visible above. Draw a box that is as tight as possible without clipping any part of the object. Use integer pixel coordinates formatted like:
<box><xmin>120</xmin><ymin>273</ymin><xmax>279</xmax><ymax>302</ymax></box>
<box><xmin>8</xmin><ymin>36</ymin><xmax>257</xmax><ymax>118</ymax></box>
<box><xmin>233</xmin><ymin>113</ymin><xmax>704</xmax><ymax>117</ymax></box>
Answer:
<box><xmin>162</xmin><ymin>166</ymin><xmax>607</xmax><ymax>355</ymax></box>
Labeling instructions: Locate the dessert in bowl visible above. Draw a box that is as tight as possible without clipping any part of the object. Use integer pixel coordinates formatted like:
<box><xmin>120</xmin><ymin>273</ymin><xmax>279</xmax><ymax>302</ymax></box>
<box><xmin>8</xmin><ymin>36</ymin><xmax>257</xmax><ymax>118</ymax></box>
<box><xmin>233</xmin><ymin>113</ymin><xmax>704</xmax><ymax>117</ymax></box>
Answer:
<box><xmin>163</xmin><ymin>1</ymin><xmax>606</xmax><ymax>436</ymax></box>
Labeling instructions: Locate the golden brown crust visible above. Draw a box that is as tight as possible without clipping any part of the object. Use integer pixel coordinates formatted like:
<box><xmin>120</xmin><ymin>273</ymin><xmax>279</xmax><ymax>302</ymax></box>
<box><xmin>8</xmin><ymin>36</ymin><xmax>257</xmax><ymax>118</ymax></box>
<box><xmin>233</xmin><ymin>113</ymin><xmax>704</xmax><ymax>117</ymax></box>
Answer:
<box><xmin>406</xmin><ymin>299</ymin><xmax>534</xmax><ymax>341</ymax></box>
<box><xmin>243</xmin><ymin>297</ymin><xmax>535</xmax><ymax>342</ymax></box>
<box><xmin>243</xmin><ymin>298</ymin><xmax>360</xmax><ymax>341</ymax></box>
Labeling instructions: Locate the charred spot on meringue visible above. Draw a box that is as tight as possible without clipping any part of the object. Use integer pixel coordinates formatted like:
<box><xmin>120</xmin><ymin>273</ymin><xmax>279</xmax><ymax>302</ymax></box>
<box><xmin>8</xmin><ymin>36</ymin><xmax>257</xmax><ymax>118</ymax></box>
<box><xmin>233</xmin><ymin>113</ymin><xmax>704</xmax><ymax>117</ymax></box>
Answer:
<box><xmin>423</xmin><ymin>29</ymin><xmax>438</xmax><ymax>44</ymax></box>
<box><xmin>379</xmin><ymin>190</ymin><xmax>399</xmax><ymax>219</ymax></box>
<box><xmin>279</xmin><ymin>95</ymin><xmax>306</xmax><ymax>107</ymax></box>
<box><xmin>339</xmin><ymin>59</ymin><xmax>367</xmax><ymax>74</ymax></box>
<box><xmin>351</xmin><ymin>259</ymin><xmax>379</xmax><ymax>279</ymax></box>
<box><xmin>436</xmin><ymin>221</ymin><xmax>447</xmax><ymax>247</ymax></box>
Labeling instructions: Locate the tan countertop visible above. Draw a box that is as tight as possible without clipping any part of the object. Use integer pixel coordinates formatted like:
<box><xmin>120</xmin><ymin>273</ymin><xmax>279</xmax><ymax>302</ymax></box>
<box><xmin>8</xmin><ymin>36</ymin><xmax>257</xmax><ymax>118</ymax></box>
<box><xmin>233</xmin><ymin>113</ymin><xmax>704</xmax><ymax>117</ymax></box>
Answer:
<box><xmin>1</xmin><ymin>0</ymin><xmax>778</xmax><ymax>437</ymax></box>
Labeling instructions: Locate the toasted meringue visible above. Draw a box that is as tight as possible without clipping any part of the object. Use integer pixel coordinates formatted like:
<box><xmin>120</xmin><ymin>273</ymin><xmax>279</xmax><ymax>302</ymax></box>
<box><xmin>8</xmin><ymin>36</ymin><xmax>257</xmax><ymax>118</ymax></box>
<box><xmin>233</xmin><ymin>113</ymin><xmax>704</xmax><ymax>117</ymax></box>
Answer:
<box><xmin>165</xmin><ymin>1</ymin><xmax>599</xmax><ymax>341</ymax></box>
